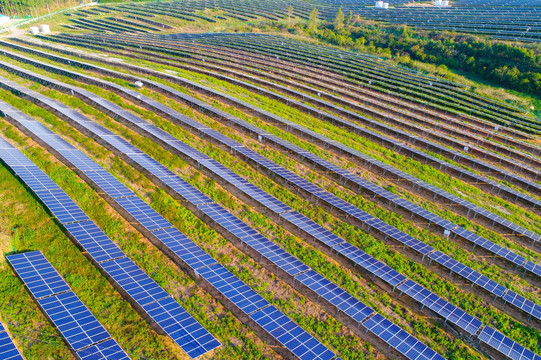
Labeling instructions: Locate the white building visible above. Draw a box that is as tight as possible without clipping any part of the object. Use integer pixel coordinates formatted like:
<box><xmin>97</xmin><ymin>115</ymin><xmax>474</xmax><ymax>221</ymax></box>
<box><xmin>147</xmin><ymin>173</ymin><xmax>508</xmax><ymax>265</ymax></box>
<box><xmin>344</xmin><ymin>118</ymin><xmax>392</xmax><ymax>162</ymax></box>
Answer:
<box><xmin>0</xmin><ymin>14</ymin><xmax>10</xmax><ymax>27</ymax></box>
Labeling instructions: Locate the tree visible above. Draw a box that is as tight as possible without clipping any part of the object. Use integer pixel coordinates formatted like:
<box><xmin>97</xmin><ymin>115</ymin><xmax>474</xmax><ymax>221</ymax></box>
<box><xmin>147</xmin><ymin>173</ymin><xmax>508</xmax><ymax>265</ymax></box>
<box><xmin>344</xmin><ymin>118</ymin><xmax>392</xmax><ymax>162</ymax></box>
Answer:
<box><xmin>334</xmin><ymin>8</ymin><xmax>345</xmax><ymax>30</ymax></box>
<box><xmin>347</xmin><ymin>11</ymin><xmax>353</xmax><ymax>26</ymax></box>
<box><xmin>286</xmin><ymin>5</ymin><xmax>294</xmax><ymax>28</ymax></box>
<box><xmin>307</xmin><ymin>7</ymin><xmax>319</xmax><ymax>32</ymax></box>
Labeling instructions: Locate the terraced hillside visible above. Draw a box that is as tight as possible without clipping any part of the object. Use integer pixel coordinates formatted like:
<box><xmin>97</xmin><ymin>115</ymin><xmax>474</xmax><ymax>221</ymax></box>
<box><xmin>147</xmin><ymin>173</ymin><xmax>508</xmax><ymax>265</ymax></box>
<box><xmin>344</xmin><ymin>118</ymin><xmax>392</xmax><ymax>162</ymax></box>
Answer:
<box><xmin>0</xmin><ymin>1</ymin><xmax>540</xmax><ymax>360</ymax></box>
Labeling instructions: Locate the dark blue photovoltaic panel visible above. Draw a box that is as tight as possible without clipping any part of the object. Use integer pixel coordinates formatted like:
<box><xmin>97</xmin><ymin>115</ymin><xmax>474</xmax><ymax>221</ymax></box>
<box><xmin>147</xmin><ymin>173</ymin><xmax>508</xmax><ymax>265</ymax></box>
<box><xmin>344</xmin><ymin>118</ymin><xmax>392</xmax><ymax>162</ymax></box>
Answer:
<box><xmin>363</xmin><ymin>313</ymin><xmax>445</xmax><ymax>360</ymax></box>
<box><xmin>100</xmin><ymin>257</ymin><xmax>170</xmax><ymax>307</ymax></box>
<box><xmin>13</xmin><ymin>167</ymin><xmax>59</xmax><ymax>192</ymax></box>
<box><xmin>152</xmin><ymin>227</ymin><xmax>217</xmax><ymax>270</ymax></box>
<box><xmin>398</xmin><ymin>280</ymin><xmax>482</xmax><ymax>336</ymax></box>
<box><xmin>38</xmin><ymin>189</ymin><xmax>90</xmax><ymax>224</ymax></box>
<box><xmin>77</xmin><ymin>338</ymin><xmax>130</xmax><ymax>360</ymax></box>
<box><xmin>159</xmin><ymin>176</ymin><xmax>213</xmax><ymax>206</ymax></box>
<box><xmin>83</xmin><ymin>169</ymin><xmax>135</xmax><ymax>199</ymax></box>
<box><xmin>0</xmin><ymin>324</ymin><xmax>24</xmax><ymax>360</ymax></box>
<box><xmin>197</xmin><ymin>263</ymin><xmax>269</xmax><ymax>315</ymax></box>
<box><xmin>38</xmin><ymin>291</ymin><xmax>111</xmax><ymax>351</ymax></box>
<box><xmin>241</xmin><ymin>234</ymin><xmax>309</xmax><ymax>276</ymax></box>
<box><xmin>478</xmin><ymin>326</ymin><xmax>541</xmax><ymax>360</ymax></box>
<box><xmin>198</xmin><ymin>203</ymin><xmax>258</xmax><ymax>239</ymax></box>
<box><xmin>115</xmin><ymin>196</ymin><xmax>173</xmax><ymax>232</ymax></box>
<box><xmin>236</xmin><ymin>182</ymin><xmax>293</xmax><ymax>214</ymax></box>
<box><xmin>295</xmin><ymin>270</ymin><xmax>374</xmax><ymax>322</ymax></box>
<box><xmin>142</xmin><ymin>297</ymin><xmax>221</xmax><ymax>359</ymax></box>
<box><xmin>61</xmin><ymin>149</ymin><xmax>105</xmax><ymax>172</ymax></box>
<box><xmin>503</xmin><ymin>291</ymin><xmax>541</xmax><ymax>321</ymax></box>
<box><xmin>0</xmin><ymin>148</ymin><xmax>36</xmax><ymax>167</ymax></box>
<box><xmin>129</xmin><ymin>153</ymin><xmax>179</xmax><ymax>178</ymax></box>
<box><xmin>280</xmin><ymin>211</ymin><xmax>344</xmax><ymax>248</ymax></box>
<box><xmin>250</xmin><ymin>305</ymin><xmax>335</xmax><ymax>360</ymax></box>
<box><xmin>64</xmin><ymin>221</ymin><xmax>126</xmax><ymax>264</ymax></box>
<box><xmin>7</xmin><ymin>251</ymin><xmax>70</xmax><ymax>300</ymax></box>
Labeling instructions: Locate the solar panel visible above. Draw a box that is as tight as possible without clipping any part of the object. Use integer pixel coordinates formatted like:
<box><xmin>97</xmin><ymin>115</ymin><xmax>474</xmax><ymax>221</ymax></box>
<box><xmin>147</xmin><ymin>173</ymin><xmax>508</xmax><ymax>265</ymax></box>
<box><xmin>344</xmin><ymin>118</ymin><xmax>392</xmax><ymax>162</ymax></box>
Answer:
<box><xmin>115</xmin><ymin>196</ymin><xmax>173</xmax><ymax>232</ymax></box>
<box><xmin>295</xmin><ymin>270</ymin><xmax>374</xmax><ymax>322</ymax></box>
<box><xmin>503</xmin><ymin>291</ymin><xmax>541</xmax><ymax>321</ymax></box>
<box><xmin>38</xmin><ymin>189</ymin><xmax>90</xmax><ymax>224</ymax></box>
<box><xmin>280</xmin><ymin>211</ymin><xmax>344</xmax><ymax>248</ymax></box>
<box><xmin>197</xmin><ymin>203</ymin><xmax>258</xmax><ymax>239</ymax></box>
<box><xmin>159</xmin><ymin>176</ymin><xmax>214</xmax><ymax>206</ymax></box>
<box><xmin>250</xmin><ymin>305</ymin><xmax>335</xmax><ymax>360</ymax></box>
<box><xmin>152</xmin><ymin>227</ymin><xmax>217</xmax><ymax>270</ymax></box>
<box><xmin>129</xmin><ymin>153</ymin><xmax>179</xmax><ymax>178</ymax></box>
<box><xmin>0</xmin><ymin>148</ymin><xmax>36</xmax><ymax>167</ymax></box>
<box><xmin>142</xmin><ymin>297</ymin><xmax>221</xmax><ymax>359</ymax></box>
<box><xmin>100</xmin><ymin>257</ymin><xmax>170</xmax><ymax>307</ymax></box>
<box><xmin>197</xmin><ymin>263</ymin><xmax>269</xmax><ymax>314</ymax></box>
<box><xmin>61</xmin><ymin>149</ymin><xmax>105</xmax><ymax>172</ymax></box>
<box><xmin>478</xmin><ymin>326</ymin><xmax>541</xmax><ymax>360</ymax></box>
<box><xmin>76</xmin><ymin>338</ymin><xmax>130</xmax><ymax>360</ymax></box>
<box><xmin>0</xmin><ymin>324</ymin><xmax>24</xmax><ymax>360</ymax></box>
<box><xmin>83</xmin><ymin>169</ymin><xmax>135</xmax><ymax>199</ymax></box>
<box><xmin>12</xmin><ymin>167</ymin><xmax>59</xmax><ymax>192</ymax></box>
<box><xmin>363</xmin><ymin>313</ymin><xmax>445</xmax><ymax>360</ymax></box>
<box><xmin>64</xmin><ymin>221</ymin><xmax>126</xmax><ymax>264</ymax></box>
<box><xmin>241</xmin><ymin>234</ymin><xmax>309</xmax><ymax>276</ymax></box>
<box><xmin>38</xmin><ymin>291</ymin><xmax>111</xmax><ymax>350</ymax></box>
<box><xmin>7</xmin><ymin>251</ymin><xmax>70</xmax><ymax>299</ymax></box>
<box><xmin>236</xmin><ymin>182</ymin><xmax>293</xmax><ymax>214</ymax></box>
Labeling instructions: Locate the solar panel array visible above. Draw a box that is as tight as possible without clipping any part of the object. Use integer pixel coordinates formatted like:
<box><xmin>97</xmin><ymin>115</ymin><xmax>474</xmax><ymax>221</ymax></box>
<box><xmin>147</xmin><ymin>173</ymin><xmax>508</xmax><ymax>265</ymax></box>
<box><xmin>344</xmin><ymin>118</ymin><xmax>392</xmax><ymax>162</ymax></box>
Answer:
<box><xmin>72</xmin><ymin>33</ymin><xmax>541</xmax><ymax>185</ymax></box>
<box><xmin>21</xmin><ymin>35</ymin><xmax>541</xmax><ymax>252</ymax></box>
<box><xmin>6</xmin><ymin>250</ymin><xmax>130</xmax><ymax>359</ymax></box>
<box><xmin>0</xmin><ymin>101</ymin><xmax>335</xmax><ymax>360</ymax></box>
<box><xmin>3</xmin><ymin>49</ymin><xmax>540</xmax><ymax>355</ymax></box>
<box><xmin>0</xmin><ymin>73</ymin><xmax>450</xmax><ymax>360</ymax></box>
<box><xmin>0</xmin><ymin>130</ymin><xmax>219</xmax><ymax>359</ymax></box>
<box><xmin>0</xmin><ymin>322</ymin><xmax>23</xmax><ymax>360</ymax></box>
<box><xmin>0</xmin><ymin>39</ymin><xmax>539</xmax><ymax>360</ymax></box>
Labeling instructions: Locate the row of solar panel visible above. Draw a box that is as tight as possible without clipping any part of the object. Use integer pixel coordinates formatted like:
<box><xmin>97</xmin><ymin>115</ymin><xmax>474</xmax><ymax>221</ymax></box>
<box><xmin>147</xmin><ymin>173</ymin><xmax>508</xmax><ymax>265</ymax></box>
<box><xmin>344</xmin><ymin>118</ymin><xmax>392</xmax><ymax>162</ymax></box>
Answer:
<box><xmin>0</xmin><ymin>322</ymin><xmax>23</xmax><ymax>360</ymax></box>
<box><xmin>0</xmin><ymin>98</ymin><xmax>335</xmax><ymax>359</ymax></box>
<box><xmin>0</xmin><ymin>127</ymin><xmax>220</xmax><ymax>359</ymax></box>
<box><xmin>0</xmin><ymin>69</ymin><xmax>453</xmax><ymax>360</ymax></box>
<box><xmin>1</xmin><ymin>46</ymin><xmax>538</xmax><ymax>360</ymax></box>
<box><xmin>6</xmin><ymin>251</ymin><xmax>130</xmax><ymax>359</ymax></box>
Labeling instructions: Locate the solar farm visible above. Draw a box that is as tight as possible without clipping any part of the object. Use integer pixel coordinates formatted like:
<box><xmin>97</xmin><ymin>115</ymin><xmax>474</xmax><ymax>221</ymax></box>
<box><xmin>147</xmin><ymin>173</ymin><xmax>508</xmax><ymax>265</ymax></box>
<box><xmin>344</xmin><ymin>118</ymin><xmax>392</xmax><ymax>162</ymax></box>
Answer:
<box><xmin>0</xmin><ymin>0</ymin><xmax>540</xmax><ymax>359</ymax></box>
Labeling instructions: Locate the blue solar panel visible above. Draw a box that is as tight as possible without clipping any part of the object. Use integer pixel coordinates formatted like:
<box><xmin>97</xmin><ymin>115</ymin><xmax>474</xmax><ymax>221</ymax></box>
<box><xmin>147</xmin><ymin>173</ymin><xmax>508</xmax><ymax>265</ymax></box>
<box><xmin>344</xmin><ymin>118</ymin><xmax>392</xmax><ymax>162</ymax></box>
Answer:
<box><xmin>363</xmin><ymin>313</ymin><xmax>445</xmax><ymax>360</ymax></box>
<box><xmin>76</xmin><ymin>338</ymin><xmax>130</xmax><ymax>360</ymax></box>
<box><xmin>295</xmin><ymin>270</ymin><xmax>374</xmax><ymax>323</ymax></box>
<box><xmin>64</xmin><ymin>221</ymin><xmax>126</xmax><ymax>264</ymax></box>
<box><xmin>279</xmin><ymin>211</ymin><xmax>344</xmax><ymax>248</ymax></box>
<box><xmin>159</xmin><ymin>176</ymin><xmax>214</xmax><ymax>206</ymax></box>
<box><xmin>398</xmin><ymin>280</ymin><xmax>482</xmax><ymax>336</ymax></box>
<box><xmin>0</xmin><ymin>324</ymin><xmax>24</xmax><ymax>360</ymax></box>
<box><xmin>152</xmin><ymin>227</ymin><xmax>217</xmax><ymax>270</ymax></box>
<box><xmin>142</xmin><ymin>297</ymin><xmax>221</xmax><ymax>359</ymax></box>
<box><xmin>250</xmin><ymin>305</ymin><xmax>335</xmax><ymax>360</ymax></box>
<box><xmin>236</xmin><ymin>182</ymin><xmax>293</xmax><ymax>214</ymax></box>
<box><xmin>83</xmin><ymin>169</ymin><xmax>135</xmax><ymax>199</ymax></box>
<box><xmin>0</xmin><ymin>148</ymin><xmax>36</xmax><ymax>167</ymax></box>
<box><xmin>129</xmin><ymin>153</ymin><xmax>179</xmax><ymax>178</ymax></box>
<box><xmin>38</xmin><ymin>189</ymin><xmax>90</xmax><ymax>224</ymax></box>
<box><xmin>115</xmin><ymin>196</ymin><xmax>173</xmax><ymax>232</ymax></box>
<box><xmin>7</xmin><ymin>251</ymin><xmax>70</xmax><ymax>299</ymax></box>
<box><xmin>198</xmin><ymin>203</ymin><xmax>258</xmax><ymax>239</ymax></box>
<box><xmin>38</xmin><ymin>291</ymin><xmax>111</xmax><ymax>351</ymax></box>
<box><xmin>59</xmin><ymin>149</ymin><xmax>104</xmax><ymax>172</ymax></box>
<box><xmin>197</xmin><ymin>263</ymin><xmax>269</xmax><ymax>314</ymax></box>
<box><xmin>478</xmin><ymin>326</ymin><xmax>541</xmax><ymax>360</ymax></box>
<box><xmin>503</xmin><ymin>291</ymin><xmax>541</xmax><ymax>321</ymax></box>
<box><xmin>100</xmin><ymin>257</ymin><xmax>170</xmax><ymax>307</ymax></box>
<box><xmin>12</xmin><ymin>167</ymin><xmax>59</xmax><ymax>192</ymax></box>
